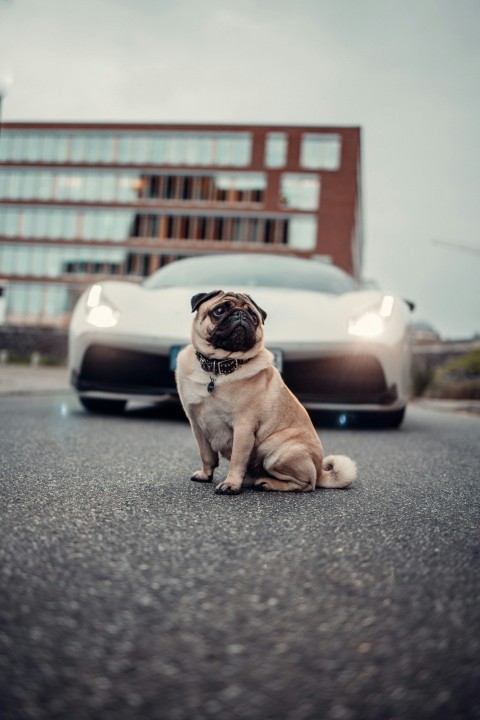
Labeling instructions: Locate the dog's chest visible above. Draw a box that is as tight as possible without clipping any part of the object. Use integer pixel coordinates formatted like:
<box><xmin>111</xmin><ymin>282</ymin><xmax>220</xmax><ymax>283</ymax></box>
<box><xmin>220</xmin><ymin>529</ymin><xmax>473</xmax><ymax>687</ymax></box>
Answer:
<box><xmin>195</xmin><ymin>398</ymin><xmax>235</xmax><ymax>456</ymax></box>
<box><xmin>180</xmin><ymin>366</ymin><xmax>229</xmax><ymax>405</ymax></box>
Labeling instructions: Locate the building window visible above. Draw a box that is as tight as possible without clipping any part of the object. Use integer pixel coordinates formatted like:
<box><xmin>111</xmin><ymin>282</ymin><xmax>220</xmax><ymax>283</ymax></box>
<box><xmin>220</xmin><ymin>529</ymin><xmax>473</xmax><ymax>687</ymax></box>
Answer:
<box><xmin>280</xmin><ymin>174</ymin><xmax>320</xmax><ymax>210</ymax></box>
<box><xmin>70</xmin><ymin>134</ymin><xmax>86</xmax><ymax>163</ymax></box>
<box><xmin>265</xmin><ymin>132</ymin><xmax>287</xmax><ymax>168</ymax></box>
<box><xmin>0</xmin><ymin>130</ymin><xmax>252</xmax><ymax>168</ymax></box>
<box><xmin>161</xmin><ymin>133</ymin><xmax>252</xmax><ymax>167</ymax></box>
<box><xmin>0</xmin><ymin>244</ymin><xmax>130</xmax><ymax>280</ymax></box>
<box><xmin>300</xmin><ymin>134</ymin><xmax>342</xmax><ymax>170</ymax></box>
<box><xmin>0</xmin><ymin>132</ymin><xmax>14</xmax><ymax>161</ymax></box>
<box><xmin>0</xmin><ymin>169</ymin><xmax>265</xmax><ymax>205</ymax></box>
<box><xmin>287</xmin><ymin>215</ymin><xmax>317</xmax><ymax>250</ymax></box>
<box><xmin>38</xmin><ymin>172</ymin><xmax>54</xmax><ymax>200</ymax></box>
<box><xmin>1</xmin><ymin>208</ymin><xmax>312</xmax><ymax>255</ymax></box>
<box><xmin>119</xmin><ymin>211</ymin><xmax>290</xmax><ymax>247</ymax></box>
<box><xmin>212</xmin><ymin>173</ymin><xmax>265</xmax><ymax>204</ymax></box>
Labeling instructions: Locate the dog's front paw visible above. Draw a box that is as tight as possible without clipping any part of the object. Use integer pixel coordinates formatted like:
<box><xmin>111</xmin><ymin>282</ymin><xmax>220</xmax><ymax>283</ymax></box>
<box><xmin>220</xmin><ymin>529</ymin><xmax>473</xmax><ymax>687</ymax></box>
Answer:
<box><xmin>214</xmin><ymin>480</ymin><xmax>241</xmax><ymax>495</ymax></box>
<box><xmin>191</xmin><ymin>470</ymin><xmax>213</xmax><ymax>483</ymax></box>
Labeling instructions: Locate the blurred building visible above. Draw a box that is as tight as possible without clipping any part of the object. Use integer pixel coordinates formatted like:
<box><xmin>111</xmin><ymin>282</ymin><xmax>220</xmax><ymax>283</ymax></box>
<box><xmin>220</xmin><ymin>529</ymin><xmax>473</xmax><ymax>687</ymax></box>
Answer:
<box><xmin>0</xmin><ymin>122</ymin><xmax>362</xmax><ymax>326</ymax></box>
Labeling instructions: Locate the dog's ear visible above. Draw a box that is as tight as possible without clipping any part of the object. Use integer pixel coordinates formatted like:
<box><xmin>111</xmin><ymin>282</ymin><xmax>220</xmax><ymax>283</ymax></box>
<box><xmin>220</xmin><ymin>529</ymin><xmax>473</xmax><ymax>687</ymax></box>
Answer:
<box><xmin>245</xmin><ymin>294</ymin><xmax>267</xmax><ymax>324</ymax></box>
<box><xmin>191</xmin><ymin>290</ymin><xmax>223</xmax><ymax>313</ymax></box>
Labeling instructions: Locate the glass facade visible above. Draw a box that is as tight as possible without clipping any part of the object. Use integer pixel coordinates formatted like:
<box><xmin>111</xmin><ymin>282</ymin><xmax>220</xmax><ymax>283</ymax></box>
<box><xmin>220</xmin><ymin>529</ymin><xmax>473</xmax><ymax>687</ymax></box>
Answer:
<box><xmin>0</xmin><ymin>209</ymin><xmax>314</xmax><ymax>248</ymax></box>
<box><xmin>0</xmin><ymin>123</ymin><xmax>361</xmax><ymax>325</ymax></box>
<box><xmin>5</xmin><ymin>282</ymin><xmax>77</xmax><ymax>325</ymax></box>
<box><xmin>0</xmin><ymin>169</ymin><xmax>266</xmax><ymax>205</ymax></box>
<box><xmin>0</xmin><ymin>131</ymin><xmax>252</xmax><ymax>167</ymax></box>
<box><xmin>0</xmin><ymin>244</ymin><xmax>128</xmax><ymax>277</ymax></box>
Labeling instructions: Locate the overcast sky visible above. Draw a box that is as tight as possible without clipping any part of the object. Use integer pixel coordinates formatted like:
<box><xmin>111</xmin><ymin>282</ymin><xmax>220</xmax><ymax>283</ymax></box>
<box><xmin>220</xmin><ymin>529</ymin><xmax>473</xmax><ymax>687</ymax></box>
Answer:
<box><xmin>0</xmin><ymin>0</ymin><xmax>479</xmax><ymax>339</ymax></box>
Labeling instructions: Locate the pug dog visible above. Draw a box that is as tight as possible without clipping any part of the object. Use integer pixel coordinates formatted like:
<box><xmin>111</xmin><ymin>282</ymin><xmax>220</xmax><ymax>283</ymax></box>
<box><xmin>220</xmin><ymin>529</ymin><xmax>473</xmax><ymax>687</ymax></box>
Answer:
<box><xmin>176</xmin><ymin>290</ymin><xmax>357</xmax><ymax>495</ymax></box>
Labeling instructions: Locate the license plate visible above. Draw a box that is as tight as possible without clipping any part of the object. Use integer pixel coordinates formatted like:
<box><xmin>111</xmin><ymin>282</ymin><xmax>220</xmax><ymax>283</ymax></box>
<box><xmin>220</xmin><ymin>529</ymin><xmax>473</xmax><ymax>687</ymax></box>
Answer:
<box><xmin>269</xmin><ymin>348</ymin><xmax>283</xmax><ymax>372</ymax></box>
<box><xmin>170</xmin><ymin>346</ymin><xmax>283</xmax><ymax>373</ymax></box>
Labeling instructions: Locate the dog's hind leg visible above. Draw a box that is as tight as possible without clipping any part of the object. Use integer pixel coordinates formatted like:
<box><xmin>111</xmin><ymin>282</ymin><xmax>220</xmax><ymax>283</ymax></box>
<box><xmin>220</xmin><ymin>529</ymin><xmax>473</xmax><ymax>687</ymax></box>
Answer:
<box><xmin>253</xmin><ymin>451</ymin><xmax>316</xmax><ymax>492</ymax></box>
<box><xmin>253</xmin><ymin>477</ymin><xmax>309</xmax><ymax>492</ymax></box>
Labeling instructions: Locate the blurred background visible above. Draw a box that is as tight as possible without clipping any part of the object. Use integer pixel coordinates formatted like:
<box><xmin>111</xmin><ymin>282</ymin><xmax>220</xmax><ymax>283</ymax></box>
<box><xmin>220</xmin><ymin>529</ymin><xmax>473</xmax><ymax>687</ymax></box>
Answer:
<box><xmin>0</xmin><ymin>0</ymin><xmax>478</xmax><ymax>350</ymax></box>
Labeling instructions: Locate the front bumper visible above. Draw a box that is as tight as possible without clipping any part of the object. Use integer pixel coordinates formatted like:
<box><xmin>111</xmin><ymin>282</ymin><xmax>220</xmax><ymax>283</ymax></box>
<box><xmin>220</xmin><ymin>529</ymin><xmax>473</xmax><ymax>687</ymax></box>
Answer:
<box><xmin>283</xmin><ymin>354</ymin><xmax>398</xmax><ymax>405</ymax></box>
<box><xmin>71</xmin><ymin>341</ymin><xmax>407</xmax><ymax>411</ymax></box>
<box><xmin>72</xmin><ymin>344</ymin><xmax>177</xmax><ymax>397</ymax></box>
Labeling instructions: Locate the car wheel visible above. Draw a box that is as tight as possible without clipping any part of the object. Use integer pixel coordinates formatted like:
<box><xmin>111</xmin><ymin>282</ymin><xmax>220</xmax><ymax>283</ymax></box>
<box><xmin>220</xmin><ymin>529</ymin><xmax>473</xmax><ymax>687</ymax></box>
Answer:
<box><xmin>380</xmin><ymin>407</ymin><xmax>406</xmax><ymax>428</ymax></box>
<box><xmin>79</xmin><ymin>396</ymin><xmax>127</xmax><ymax>414</ymax></box>
<box><xmin>363</xmin><ymin>407</ymin><xmax>406</xmax><ymax>429</ymax></box>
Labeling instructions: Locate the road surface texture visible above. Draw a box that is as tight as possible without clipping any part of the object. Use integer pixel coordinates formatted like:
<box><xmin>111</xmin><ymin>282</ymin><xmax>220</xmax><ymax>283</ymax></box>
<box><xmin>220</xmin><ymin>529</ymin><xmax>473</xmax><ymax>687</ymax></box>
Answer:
<box><xmin>1</xmin><ymin>393</ymin><xmax>479</xmax><ymax>720</ymax></box>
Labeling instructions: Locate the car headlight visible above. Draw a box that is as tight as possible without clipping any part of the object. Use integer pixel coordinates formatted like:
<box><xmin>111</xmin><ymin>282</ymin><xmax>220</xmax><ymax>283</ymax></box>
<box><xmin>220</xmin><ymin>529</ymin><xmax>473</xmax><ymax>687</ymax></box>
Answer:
<box><xmin>348</xmin><ymin>295</ymin><xmax>394</xmax><ymax>338</ymax></box>
<box><xmin>85</xmin><ymin>284</ymin><xmax>119</xmax><ymax>328</ymax></box>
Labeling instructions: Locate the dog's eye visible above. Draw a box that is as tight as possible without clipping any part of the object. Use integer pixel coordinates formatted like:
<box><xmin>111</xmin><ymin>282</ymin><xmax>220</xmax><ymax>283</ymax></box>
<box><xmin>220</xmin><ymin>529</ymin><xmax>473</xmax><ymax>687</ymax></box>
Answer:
<box><xmin>248</xmin><ymin>308</ymin><xmax>259</xmax><ymax>326</ymax></box>
<box><xmin>212</xmin><ymin>305</ymin><xmax>226</xmax><ymax>319</ymax></box>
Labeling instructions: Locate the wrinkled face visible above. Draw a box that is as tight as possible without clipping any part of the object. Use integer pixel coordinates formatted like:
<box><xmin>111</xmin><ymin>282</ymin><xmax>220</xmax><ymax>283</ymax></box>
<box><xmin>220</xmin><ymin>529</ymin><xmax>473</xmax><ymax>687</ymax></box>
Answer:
<box><xmin>191</xmin><ymin>290</ymin><xmax>267</xmax><ymax>356</ymax></box>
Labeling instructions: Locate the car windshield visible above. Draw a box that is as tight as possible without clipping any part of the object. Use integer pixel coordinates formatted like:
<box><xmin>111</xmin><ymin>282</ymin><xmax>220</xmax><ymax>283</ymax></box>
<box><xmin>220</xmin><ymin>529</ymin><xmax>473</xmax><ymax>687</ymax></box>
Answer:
<box><xmin>144</xmin><ymin>254</ymin><xmax>357</xmax><ymax>295</ymax></box>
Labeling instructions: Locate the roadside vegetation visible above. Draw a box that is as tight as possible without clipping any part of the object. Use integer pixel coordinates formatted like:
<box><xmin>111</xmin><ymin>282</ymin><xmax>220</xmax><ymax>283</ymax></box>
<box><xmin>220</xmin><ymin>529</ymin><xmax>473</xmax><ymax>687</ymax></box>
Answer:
<box><xmin>412</xmin><ymin>349</ymin><xmax>480</xmax><ymax>400</ymax></box>
<box><xmin>0</xmin><ymin>350</ymin><xmax>65</xmax><ymax>366</ymax></box>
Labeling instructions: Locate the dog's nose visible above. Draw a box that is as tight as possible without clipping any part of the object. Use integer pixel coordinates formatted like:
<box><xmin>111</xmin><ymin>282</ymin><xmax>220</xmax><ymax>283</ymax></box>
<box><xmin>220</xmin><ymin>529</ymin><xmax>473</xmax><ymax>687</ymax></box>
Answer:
<box><xmin>233</xmin><ymin>310</ymin><xmax>251</xmax><ymax>325</ymax></box>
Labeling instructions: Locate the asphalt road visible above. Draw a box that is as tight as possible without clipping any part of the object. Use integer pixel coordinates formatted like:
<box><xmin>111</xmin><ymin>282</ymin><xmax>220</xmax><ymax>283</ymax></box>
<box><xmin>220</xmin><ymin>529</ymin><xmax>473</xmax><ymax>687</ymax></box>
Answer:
<box><xmin>1</xmin><ymin>393</ymin><xmax>479</xmax><ymax>720</ymax></box>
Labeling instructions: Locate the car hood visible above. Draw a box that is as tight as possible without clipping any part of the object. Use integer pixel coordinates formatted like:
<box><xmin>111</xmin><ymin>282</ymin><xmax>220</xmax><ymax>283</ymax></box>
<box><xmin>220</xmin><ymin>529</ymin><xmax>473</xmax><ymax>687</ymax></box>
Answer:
<box><xmin>97</xmin><ymin>281</ymin><xmax>385</xmax><ymax>348</ymax></box>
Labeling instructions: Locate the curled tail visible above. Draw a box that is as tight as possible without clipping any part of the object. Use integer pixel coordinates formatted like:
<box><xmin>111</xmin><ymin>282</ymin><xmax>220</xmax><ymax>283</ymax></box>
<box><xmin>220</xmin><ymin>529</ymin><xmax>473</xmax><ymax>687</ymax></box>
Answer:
<box><xmin>317</xmin><ymin>454</ymin><xmax>357</xmax><ymax>489</ymax></box>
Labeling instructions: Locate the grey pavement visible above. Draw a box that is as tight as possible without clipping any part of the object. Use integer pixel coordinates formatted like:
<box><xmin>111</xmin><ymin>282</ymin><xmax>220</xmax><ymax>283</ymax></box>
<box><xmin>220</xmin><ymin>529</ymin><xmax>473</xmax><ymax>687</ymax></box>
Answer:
<box><xmin>0</xmin><ymin>395</ymin><xmax>479</xmax><ymax>720</ymax></box>
<box><xmin>415</xmin><ymin>397</ymin><xmax>480</xmax><ymax>416</ymax></box>
<box><xmin>0</xmin><ymin>363</ymin><xmax>70</xmax><ymax>395</ymax></box>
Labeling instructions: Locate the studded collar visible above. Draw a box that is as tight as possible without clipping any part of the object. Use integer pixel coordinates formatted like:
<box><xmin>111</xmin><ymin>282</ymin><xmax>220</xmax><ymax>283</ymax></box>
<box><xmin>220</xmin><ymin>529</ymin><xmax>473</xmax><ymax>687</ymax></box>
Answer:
<box><xmin>195</xmin><ymin>350</ymin><xmax>250</xmax><ymax>376</ymax></box>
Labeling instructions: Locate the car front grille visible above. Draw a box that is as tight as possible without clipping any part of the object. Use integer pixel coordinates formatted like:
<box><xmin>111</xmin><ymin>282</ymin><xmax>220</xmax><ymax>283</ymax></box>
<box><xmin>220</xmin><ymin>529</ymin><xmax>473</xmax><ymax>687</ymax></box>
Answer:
<box><xmin>75</xmin><ymin>345</ymin><xmax>177</xmax><ymax>395</ymax></box>
<box><xmin>282</xmin><ymin>354</ymin><xmax>396</xmax><ymax>405</ymax></box>
<box><xmin>75</xmin><ymin>345</ymin><xmax>396</xmax><ymax>405</ymax></box>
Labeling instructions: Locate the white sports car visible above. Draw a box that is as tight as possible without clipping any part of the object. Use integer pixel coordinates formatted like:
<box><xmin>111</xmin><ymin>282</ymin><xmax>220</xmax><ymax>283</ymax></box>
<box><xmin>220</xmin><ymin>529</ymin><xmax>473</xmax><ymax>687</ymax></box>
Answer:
<box><xmin>69</xmin><ymin>253</ymin><xmax>413</xmax><ymax>427</ymax></box>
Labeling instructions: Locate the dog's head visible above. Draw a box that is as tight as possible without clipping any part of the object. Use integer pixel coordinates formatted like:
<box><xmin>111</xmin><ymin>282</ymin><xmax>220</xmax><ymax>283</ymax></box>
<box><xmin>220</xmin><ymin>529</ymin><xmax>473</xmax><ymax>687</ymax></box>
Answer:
<box><xmin>190</xmin><ymin>290</ymin><xmax>267</xmax><ymax>358</ymax></box>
